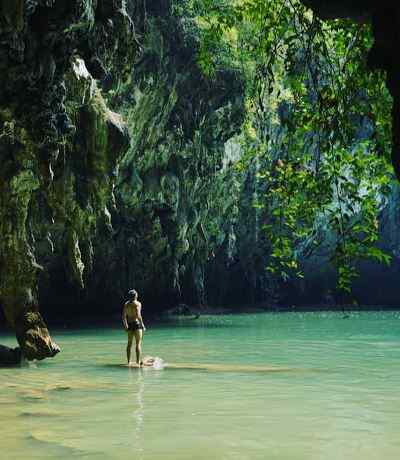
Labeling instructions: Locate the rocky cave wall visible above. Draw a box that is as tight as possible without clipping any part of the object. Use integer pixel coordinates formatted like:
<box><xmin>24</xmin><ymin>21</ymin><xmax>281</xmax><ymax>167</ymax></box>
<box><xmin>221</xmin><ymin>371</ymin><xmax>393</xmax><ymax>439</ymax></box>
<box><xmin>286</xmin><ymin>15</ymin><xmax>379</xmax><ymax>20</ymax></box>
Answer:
<box><xmin>0</xmin><ymin>0</ymin><xmax>134</xmax><ymax>359</ymax></box>
<box><xmin>39</xmin><ymin>0</ymin><xmax>400</xmax><ymax>315</ymax></box>
<box><xmin>37</xmin><ymin>1</ymin><xmax>245</xmax><ymax>317</ymax></box>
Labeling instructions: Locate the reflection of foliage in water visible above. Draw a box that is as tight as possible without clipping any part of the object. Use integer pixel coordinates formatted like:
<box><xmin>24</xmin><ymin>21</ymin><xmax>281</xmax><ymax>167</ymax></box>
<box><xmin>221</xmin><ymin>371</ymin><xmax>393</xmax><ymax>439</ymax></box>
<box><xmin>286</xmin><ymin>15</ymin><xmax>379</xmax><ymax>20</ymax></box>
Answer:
<box><xmin>190</xmin><ymin>0</ymin><xmax>393</xmax><ymax>294</ymax></box>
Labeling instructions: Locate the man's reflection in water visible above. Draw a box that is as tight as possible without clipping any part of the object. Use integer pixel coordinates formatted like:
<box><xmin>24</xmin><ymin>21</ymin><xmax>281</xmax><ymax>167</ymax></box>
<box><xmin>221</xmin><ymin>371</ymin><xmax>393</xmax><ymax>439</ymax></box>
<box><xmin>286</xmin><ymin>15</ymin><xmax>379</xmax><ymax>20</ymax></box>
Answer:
<box><xmin>127</xmin><ymin>358</ymin><xmax>165</xmax><ymax>457</ymax></box>
<box><xmin>129</xmin><ymin>369</ymin><xmax>145</xmax><ymax>456</ymax></box>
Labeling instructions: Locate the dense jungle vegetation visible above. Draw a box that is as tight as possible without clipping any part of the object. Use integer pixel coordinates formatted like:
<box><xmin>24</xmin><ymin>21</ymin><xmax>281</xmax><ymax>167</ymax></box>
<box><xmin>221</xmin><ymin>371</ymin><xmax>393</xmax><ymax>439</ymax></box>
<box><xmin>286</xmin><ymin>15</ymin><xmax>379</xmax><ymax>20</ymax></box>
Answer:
<box><xmin>187</xmin><ymin>0</ymin><xmax>393</xmax><ymax>297</ymax></box>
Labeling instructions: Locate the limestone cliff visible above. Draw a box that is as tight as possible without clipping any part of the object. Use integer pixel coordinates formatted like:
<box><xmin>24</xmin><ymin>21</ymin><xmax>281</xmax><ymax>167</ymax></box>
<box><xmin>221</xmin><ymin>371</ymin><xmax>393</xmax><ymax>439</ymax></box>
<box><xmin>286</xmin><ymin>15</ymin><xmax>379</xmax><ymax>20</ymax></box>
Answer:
<box><xmin>38</xmin><ymin>1</ymin><xmax>245</xmax><ymax>315</ymax></box>
<box><xmin>0</xmin><ymin>0</ymin><xmax>245</xmax><ymax>359</ymax></box>
<box><xmin>0</xmin><ymin>1</ymin><xmax>132</xmax><ymax>359</ymax></box>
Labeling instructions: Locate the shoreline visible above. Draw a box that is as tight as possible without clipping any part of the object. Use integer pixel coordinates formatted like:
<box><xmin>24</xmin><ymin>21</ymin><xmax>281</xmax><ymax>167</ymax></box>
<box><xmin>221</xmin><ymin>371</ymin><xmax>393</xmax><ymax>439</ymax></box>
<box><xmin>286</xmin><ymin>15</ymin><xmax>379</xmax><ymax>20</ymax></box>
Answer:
<box><xmin>1</xmin><ymin>304</ymin><xmax>400</xmax><ymax>333</ymax></box>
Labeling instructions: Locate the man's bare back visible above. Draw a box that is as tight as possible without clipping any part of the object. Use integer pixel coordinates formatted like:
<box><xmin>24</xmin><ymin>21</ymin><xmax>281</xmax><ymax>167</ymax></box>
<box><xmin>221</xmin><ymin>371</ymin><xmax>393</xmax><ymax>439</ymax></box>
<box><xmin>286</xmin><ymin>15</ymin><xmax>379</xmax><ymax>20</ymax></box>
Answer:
<box><xmin>122</xmin><ymin>290</ymin><xmax>146</xmax><ymax>366</ymax></box>
<box><xmin>124</xmin><ymin>300</ymin><xmax>141</xmax><ymax>323</ymax></box>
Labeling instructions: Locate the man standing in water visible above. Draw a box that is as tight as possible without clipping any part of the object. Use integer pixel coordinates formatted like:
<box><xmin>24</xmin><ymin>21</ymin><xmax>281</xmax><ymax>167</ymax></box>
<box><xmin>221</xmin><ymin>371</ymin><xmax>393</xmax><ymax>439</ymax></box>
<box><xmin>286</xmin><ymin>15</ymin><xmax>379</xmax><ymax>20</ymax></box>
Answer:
<box><xmin>122</xmin><ymin>290</ymin><xmax>146</xmax><ymax>366</ymax></box>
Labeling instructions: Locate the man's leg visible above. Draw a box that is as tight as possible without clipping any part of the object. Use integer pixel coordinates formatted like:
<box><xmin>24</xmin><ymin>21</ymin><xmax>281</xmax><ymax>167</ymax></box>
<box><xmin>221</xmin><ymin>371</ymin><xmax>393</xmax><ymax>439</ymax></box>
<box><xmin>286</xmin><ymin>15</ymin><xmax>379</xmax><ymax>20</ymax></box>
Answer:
<box><xmin>134</xmin><ymin>330</ymin><xmax>143</xmax><ymax>365</ymax></box>
<box><xmin>127</xmin><ymin>331</ymin><xmax>133</xmax><ymax>364</ymax></box>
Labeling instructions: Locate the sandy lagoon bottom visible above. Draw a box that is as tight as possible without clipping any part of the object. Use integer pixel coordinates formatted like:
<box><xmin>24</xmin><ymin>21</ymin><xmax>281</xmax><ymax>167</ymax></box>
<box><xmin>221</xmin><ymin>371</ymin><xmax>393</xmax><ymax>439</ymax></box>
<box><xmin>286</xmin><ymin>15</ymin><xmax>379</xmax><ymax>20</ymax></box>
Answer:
<box><xmin>1</xmin><ymin>311</ymin><xmax>400</xmax><ymax>460</ymax></box>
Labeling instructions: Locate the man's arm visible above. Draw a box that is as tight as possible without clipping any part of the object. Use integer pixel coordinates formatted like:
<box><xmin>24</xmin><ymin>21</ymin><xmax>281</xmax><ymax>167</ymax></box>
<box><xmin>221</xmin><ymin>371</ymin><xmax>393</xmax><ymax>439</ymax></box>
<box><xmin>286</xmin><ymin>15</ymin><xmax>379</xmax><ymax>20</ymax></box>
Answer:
<box><xmin>122</xmin><ymin>303</ymin><xmax>128</xmax><ymax>330</ymax></box>
<box><xmin>136</xmin><ymin>303</ymin><xmax>146</xmax><ymax>330</ymax></box>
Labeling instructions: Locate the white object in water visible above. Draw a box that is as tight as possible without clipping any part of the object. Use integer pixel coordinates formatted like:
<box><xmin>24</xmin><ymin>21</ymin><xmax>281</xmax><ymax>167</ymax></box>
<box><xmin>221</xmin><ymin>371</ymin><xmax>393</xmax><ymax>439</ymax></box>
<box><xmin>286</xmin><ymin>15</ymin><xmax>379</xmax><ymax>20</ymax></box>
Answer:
<box><xmin>142</xmin><ymin>356</ymin><xmax>165</xmax><ymax>369</ymax></box>
<box><xmin>151</xmin><ymin>357</ymin><xmax>164</xmax><ymax>370</ymax></box>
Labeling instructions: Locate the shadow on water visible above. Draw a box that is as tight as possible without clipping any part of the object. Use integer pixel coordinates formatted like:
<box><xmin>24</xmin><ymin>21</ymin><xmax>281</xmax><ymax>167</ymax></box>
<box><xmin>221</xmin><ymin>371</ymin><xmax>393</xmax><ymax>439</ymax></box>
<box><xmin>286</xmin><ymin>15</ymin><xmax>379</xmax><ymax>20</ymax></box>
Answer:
<box><xmin>0</xmin><ymin>344</ymin><xmax>22</xmax><ymax>367</ymax></box>
<box><xmin>24</xmin><ymin>432</ymin><xmax>109</xmax><ymax>459</ymax></box>
<box><xmin>101</xmin><ymin>362</ymin><xmax>303</xmax><ymax>373</ymax></box>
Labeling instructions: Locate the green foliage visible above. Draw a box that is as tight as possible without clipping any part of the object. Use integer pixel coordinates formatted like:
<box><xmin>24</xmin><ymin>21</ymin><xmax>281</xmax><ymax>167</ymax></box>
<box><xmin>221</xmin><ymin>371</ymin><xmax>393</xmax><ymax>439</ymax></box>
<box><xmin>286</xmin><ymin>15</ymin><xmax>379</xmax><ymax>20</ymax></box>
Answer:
<box><xmin>195</xmin><ymin>0</ymin><xmax>393</xmax><ymax>295</ymax></box>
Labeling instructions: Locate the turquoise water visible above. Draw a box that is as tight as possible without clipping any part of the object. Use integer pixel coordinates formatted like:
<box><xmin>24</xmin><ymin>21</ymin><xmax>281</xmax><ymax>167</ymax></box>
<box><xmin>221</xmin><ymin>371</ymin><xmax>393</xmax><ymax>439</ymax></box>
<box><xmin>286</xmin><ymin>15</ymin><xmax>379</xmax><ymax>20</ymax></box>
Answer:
<box><xmin>1</xmin><ymin>312</ymin><xmax>400</xmax><ymax>459</ymax></box>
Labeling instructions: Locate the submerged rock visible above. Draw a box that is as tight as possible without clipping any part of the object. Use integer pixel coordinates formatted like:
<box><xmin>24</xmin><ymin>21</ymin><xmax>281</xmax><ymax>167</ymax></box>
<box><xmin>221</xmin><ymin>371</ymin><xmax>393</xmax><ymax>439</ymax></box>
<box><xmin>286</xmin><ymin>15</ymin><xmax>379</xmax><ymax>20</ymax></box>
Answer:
<box><xmin>18</xmin><ymin>389</ymin><xmax>46</xmax><ymax>402</ymax></box>
<box><xmin>20</xmin><ymin>410</ymin><xmax>62</xmax><ymax>418</ymax></box>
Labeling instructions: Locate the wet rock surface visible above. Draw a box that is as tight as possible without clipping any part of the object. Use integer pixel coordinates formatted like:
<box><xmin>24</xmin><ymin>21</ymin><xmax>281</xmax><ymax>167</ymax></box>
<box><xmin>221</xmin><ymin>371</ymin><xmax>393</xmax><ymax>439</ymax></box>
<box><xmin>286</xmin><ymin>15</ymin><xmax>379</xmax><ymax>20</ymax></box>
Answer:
<box><xmin>0</xmin><ymin>1</ymin><xmax>134</xmax><ymax>358</ymax></box>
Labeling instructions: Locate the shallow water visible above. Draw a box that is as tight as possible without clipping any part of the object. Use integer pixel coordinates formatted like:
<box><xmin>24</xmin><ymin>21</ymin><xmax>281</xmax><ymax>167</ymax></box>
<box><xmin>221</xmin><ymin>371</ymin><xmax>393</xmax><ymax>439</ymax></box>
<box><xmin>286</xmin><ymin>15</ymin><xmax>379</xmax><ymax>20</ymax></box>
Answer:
<box><xmin>1</xmin><ymin>312</ymin><xmax>400</xmax><ymax>460</ymax></box>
